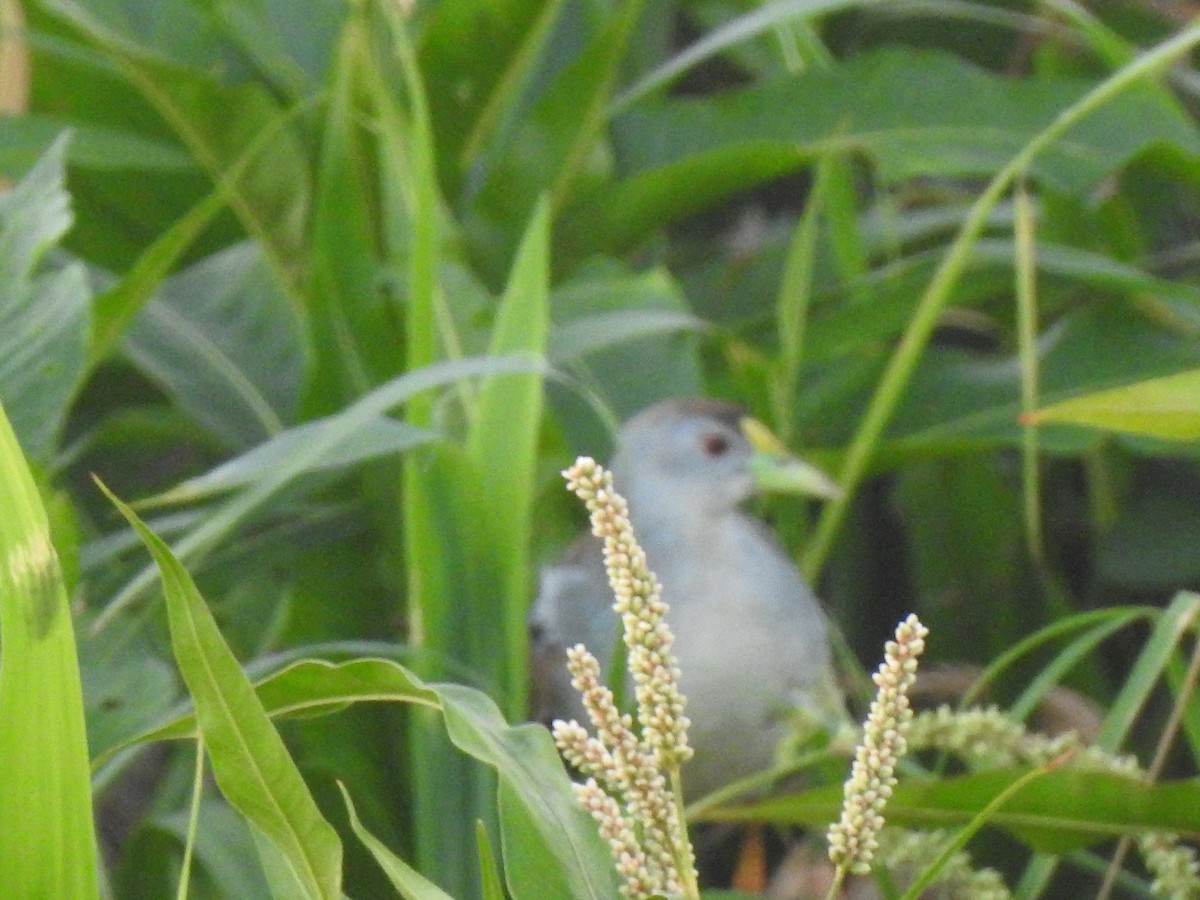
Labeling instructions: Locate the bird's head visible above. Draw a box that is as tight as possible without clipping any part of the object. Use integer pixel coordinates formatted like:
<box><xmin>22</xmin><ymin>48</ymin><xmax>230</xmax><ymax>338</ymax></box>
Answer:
<box><xmin>610</xmin><ymin>399</ymin><xmax>841</xmax><ymax>529</ymax></box>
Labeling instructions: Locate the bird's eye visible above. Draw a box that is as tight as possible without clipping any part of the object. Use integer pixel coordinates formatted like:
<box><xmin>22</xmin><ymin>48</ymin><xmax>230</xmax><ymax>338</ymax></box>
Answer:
<box><xmin>702</xmin><ymin>432</ymin><xmax>730</xmax><ymax>457</ymax></box>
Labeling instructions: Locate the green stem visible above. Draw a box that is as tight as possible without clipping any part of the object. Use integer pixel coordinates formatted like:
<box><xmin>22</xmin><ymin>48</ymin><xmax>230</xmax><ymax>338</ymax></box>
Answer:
<box><xmin>823</xmin><ymin>865</ymin><xmax>848</xmax><ymax>900</ymax></box>
<box><xmin>669</xmin><ymin>767</ymin><xmax>701</xmax><ymax>900</ymax></box>
<box><xmin>803</xmin><ymin>20</ymin><xmax>1200</xmax><ymax>579</ymax></box>
<box><xmin>175</xmin><ymin>736</ymin><xmax>205</xmax><ymax>900</ymax></box>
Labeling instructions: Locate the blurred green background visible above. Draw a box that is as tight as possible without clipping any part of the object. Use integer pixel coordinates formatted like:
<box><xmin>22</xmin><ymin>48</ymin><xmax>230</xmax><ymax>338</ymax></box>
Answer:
<box><xmin>3</xmin><ymin>0</ymin><xmax>1200</xmax><ymax>896</ymax></box>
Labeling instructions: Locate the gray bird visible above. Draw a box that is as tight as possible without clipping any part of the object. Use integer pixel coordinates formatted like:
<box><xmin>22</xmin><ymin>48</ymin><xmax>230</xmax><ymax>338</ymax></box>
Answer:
<box><xmin>530</xmin><ymin>398</ymin><xmax>846</xmax><ymax>802</ymax></box>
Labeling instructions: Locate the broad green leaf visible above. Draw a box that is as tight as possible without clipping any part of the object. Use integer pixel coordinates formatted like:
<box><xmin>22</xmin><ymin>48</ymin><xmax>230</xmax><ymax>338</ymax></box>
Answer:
<box><xmin>123</xmin><ymin>242</ymin><xmax>306</xmax><ymax>448</ymax></box>
<box><xmin>0</xmin><ymin>403</ymin><xmax>98</xmax><ymax>896</ymax></box>
<box><xmin>548</xmin><ymin>308</ymin><xmax>705</xmax><ymax>363</ymax></box>
<box><xmin>712</xmin><ymin>768</ymin><xmax>1200</xmax><ymax>852</ymax></box>
<box><xmin>547</xmin><ymin>265</ymin><xmax>705</xmax><ymax>454</ymax></box>
<box><xmin>566</xmin><ymin>47</ymin><xmax>1199</xmax><ymax>256</ymax></box>
<box><xmin>0</xmin><ymin>132</ymin><xmax>90</xmax><ymax>462</ymax></box>
<box><xmin>99</xmin><ymin>483</ymin><xmax>343</xmax><ymax>900</ymax></box>
<box><xmin>340</xmin><ymin>783</ymin><xmax>458</xmax><ymax>900</ymax></box>
<box><xmin>1024</xmin><ymin>367</ymin><xmax>1200</xmax><ymax>440</ymax></box>
<box><xmin>0</xmin><ymin>113</ymin><xmax>194</xmax><ymax>175</ymax></box>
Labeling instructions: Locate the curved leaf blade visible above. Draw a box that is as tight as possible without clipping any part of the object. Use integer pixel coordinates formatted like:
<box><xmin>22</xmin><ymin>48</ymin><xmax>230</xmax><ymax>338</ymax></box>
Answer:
<box><xmin>98</xmin><ymin>482</ymin><xmax>343</xmax><ymax>900</ymax></box>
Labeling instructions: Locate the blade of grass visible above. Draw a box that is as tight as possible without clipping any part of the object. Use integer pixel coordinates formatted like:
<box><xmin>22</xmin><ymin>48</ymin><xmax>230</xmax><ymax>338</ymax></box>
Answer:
<box><xmin>1014</xmin><ymin>181</ymin><xmax>1044</xmax><ymax>567</ymax></box>
<box><xmin>339</xmin><ymin>782</ymin><xmax>457</xmax><ymax>900</ymax></box>
<box><xmin>1007</xmin><ymin>615</ymin><xmax>1133</xmax><ymax>724</ymax></box>
<box><xmin>1097</xmin><ymin>591</ymin><xmax>1200</xmax><ymax>752</ymax></box>
<box><xmin>98</xmin><ymin>479</ymin><xmax>343</xmax><ymax>900</ymax></box>
<box><xmin>175</xmin><ymin>736</ymin><xmax>205</xmax><ymax>900</ymax></box>
<box><xmin>897</xmin><ymin>754</ymin><xmax>1070</xmax><ymax>900</ymax></box>
<box><xmin>465</xmin><ymin>196</ymin><xmax>551</xmax><ymax>716</ymax></box>
<box><xmin>960</xmin><ymin>606</ymin><xmax>1152</xmax><ymax>710</ymax></box>
<box><xmin>476</xmin><ymin>820</ymin><xmax>505</xmax><ymax>900</ymax></box>
<box><xmin>773</xmin><ymin>154</ymin><xmax>832</xmax><ymax>439</ymax></box>
<box><xmin>0</xmin><ymin>402</ymin><xmax>98</xmax><ymax>898</ymax></box>
<box><xmin>803</xmin><ymin>19</ymin><xmax>1200</xmax><ymax>578</ymax></box>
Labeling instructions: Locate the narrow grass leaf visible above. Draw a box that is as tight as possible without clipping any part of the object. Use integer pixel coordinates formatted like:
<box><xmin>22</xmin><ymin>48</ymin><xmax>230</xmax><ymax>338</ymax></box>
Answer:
<box><xmin>140</xmin><ymin>417</ymin><xmax>434</xmax><ymax>507</ymax></box>
<box><xmin>466</xmin><ymin>196</ymin><xmax>551</xmax><ymax>714</ymax></box>
<box><xmin>98</xmin><ymin>481</ymin><xmax>342</xmax><ymax>900</ymax></box>
<box><xmin>898</xmin><ymin>760</ymin><xmax>1060</xmax><ymax>900</ymax></box>
<box><xmin>88</xmin><ymin>189</ymin><xmax>227</xmax><ymax>371</ymax></box>
<box><xmin>0</xmin><ymin>403</ymin><xmax>98</xmax><ymax>898</ymax></box>
<box><xmin>713</xmin><ymin>767</ymin><xmax>1200</xmax><ymax>851</ymax></box>
<box><xmin>339</xmin><ymin>783</ymin><xmax>457</xmax><ymax>900</ymax></box>
<box><xmin>476</xmin><ymin>819</ymin><xmax>505</xmax><ymax>900</ymax></box>
<box><xmin>1098</xmin><ymin>591</ymin><xmax>1200</xmax><ymax>752</ymax></box>
<box><xmin>1008</xmin><ymin>615</ymin><xmax>1135</xmax><ymax>724</ymax></box>
<box><xmin>962</xmin><ymin>606</ymin><xmax>1152</xmax><ymax>709</ymax></box>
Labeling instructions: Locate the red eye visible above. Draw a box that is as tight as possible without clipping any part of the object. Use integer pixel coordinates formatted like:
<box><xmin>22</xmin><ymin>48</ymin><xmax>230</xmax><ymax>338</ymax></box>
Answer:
<box><xmin>703</xmin><ymin>433</ymin><xmax>730</xmax><ymax>456</ymax></box>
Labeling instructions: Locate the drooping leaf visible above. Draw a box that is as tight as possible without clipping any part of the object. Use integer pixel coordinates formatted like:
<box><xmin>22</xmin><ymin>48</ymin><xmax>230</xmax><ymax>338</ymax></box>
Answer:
<box><xmin>99</xmin><ymin>482</ymin><xmax>344</xmax><ymax>900</ymax></box>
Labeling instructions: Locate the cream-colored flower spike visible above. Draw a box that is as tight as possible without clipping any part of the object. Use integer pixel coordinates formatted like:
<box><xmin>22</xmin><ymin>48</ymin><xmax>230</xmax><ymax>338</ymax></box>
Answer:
<box><xmin>553</xmin><ymin>457</ymin><xmax>699</xmax><ymax>900</ymax></box>
<box><xmin>827</xmin><ymin>614</ymin><xmax>928</xmax><ymax>879</ymax></box>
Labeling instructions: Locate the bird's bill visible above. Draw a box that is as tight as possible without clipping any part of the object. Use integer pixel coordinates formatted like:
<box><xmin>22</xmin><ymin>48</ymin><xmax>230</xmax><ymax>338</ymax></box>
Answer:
<box><xmin>740</xmin><ymin>417</ymin><xmax>843</xmax><ymax>500</ymax></box>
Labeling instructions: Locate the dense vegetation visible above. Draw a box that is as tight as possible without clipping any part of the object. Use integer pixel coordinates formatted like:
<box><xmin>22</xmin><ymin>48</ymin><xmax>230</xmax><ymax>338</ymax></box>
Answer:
<box><xmin>2</xmin><ymin>0</ymin><xmax>1200</xmax><ymax>897</ymax></box>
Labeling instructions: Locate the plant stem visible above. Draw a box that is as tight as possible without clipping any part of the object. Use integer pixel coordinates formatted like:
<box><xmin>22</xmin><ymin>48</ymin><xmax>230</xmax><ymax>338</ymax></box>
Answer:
<box><xmin>803</xmin><ymin>19</ymin><xmax>1200</xmax><ymax>579</ymax></box>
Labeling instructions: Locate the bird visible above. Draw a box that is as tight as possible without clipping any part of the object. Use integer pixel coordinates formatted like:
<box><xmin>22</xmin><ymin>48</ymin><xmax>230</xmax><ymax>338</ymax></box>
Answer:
<box><xmin>530</xmin><ymin>398</ymin><xmax>846</xmax><ymax>803</ymax></box>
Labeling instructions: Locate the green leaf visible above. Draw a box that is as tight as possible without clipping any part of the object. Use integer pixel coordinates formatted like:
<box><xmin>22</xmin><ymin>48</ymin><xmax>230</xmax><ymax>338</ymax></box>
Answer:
<box><xmin>98</xmin><ymin>482</ymin><xmax>343</xmax><ymax>900</ymax></box>
<box><xmin>141</xmin><ymin>416</ymin><xmax>435</xmax><ymax>507</ymax></box>
<box><xmin>123</xmin><ymin>242</ymin><xmax>306</xmax><ymax>448</ymax></box>
<box><xmin>566</xmin><ymin>47</ymin><xmax>1199</xmax><ymax>256</ymax></box>
<box><xmin>0</xmin><ymin>132</ymin><xmax>90</xmax><ymax>462</ymax></box>
<box><xmin>0</xmin><ymin>113</ymin><xmax>194</xmax><ymax>175</ymax></box>
<box><xmin>93</xmin><ymin>654</ymin><xmax>621</xmax><ymax>898</ymax></box>
<box><xmin>99</xmin><ymin>655</ymin><xmax>620</xmax><ymax>899</ymax></box>
<box><xmin>340</xmin><ymin>783</ymin><xmax>458</xmax><ymax>900</ymax></box>
<box><xmin>466</xmin><ymin>197</ymin><xmax>551</xmax><ymax>713</ymax></box>
<box><xmin>0</xmin><ymin>405</ymin><xmax>99</xmax><ymax>896</ymax></box>
<box><xmin>713</xmin><ymin>768</ymin><xmax>1200</xmax><ymax>853</ymax></box>
<box><xmin>40</xmin><ymin>0</ymin><xmax>313</xmax><ymax>294</ymax></box>
<box><xmin>1024</xmin><ymin>367</ymin><xmax>1200</xmax><ymax>440</ymax></box>
<box><xmin>96</xmin><ymin>354</ymin><xmax>545</xmax><ymax>630</ymax></box>
<box><xmin>88</xmin><ymin>188</ymin><xmax>229</xmax><ymax>372</ymax></box>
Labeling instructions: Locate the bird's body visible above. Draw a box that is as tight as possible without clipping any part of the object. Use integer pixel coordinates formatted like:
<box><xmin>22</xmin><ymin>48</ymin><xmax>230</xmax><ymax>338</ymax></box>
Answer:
<box><xmin>531</xmin><ymin>399</ymin><xmax>843</xmax><ymax>801</ymax></box>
